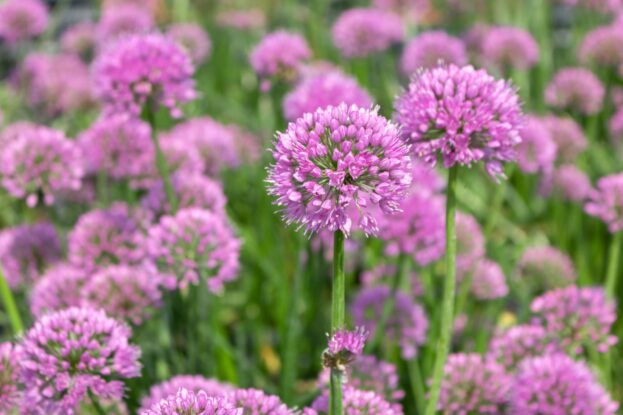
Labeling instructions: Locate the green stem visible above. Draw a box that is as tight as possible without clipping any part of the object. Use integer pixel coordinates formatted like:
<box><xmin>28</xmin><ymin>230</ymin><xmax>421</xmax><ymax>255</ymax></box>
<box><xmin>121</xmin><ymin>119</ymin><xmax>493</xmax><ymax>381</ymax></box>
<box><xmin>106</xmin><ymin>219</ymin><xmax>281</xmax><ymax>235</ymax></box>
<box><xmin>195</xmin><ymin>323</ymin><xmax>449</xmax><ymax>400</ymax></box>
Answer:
<box><xmin>605</xmin><ymin>232</ymin><xmax>622</xmax><ymax>298</ymax></box>
<box><xmin>88</xmin><ymin>391</ymin><xmax>107</xmax><ymax>415</ymax></box>
<box><xmin>408</xmin><ymin>358</ymin><xmax>426</xmax><ymax>415</ymax></box>
<box><xmin>0</xmin><ymin>266</ymin><xmax>23</xmax><ymax>335</ymax></box>
<box><xmin>145</xmin><ymin>110</ymin><xmax>178</xmax><ymax>214</ymax></box>
<box><xmin>425</xmin><ymin>166</ymin><xmax>458</xmax><ymax>415</ymax></box>
<box><xmin>96</xmin><ymin>170</ymin><xmax>109</xmax><ymax>208</ymax></box>
<box><xmin>330</xmin><ymin>230</ymin><xmax>345</xmax><ymax>415</ymax></box>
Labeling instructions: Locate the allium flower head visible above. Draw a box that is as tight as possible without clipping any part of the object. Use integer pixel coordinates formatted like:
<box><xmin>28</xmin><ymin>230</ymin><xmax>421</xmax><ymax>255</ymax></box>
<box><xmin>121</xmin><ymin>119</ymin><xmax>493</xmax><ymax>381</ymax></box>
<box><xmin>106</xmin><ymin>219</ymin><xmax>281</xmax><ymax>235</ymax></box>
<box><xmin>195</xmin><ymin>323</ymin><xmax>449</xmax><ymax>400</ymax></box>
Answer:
<box><xmin>141</xmin><ymin>388</ymin><xmax>242</xmax><ymax>415</ymax></box>
<box><xmin>531</xmin><ymin>285</ymin><xmax>617</xmax><ymax>354</ymax></box>
<box><xmin>167</xmin><ymin>23</ymin><xmax>212</xmax><ymax>65</ymax></box>
<box><xmin>267</xmin><ymin>103</ymin><xmax>413</xmax><ymax>236</ymax></box>
<box><xmin>456</xmin><ymin>212</ymin><xmax>486</xmax><ymax>275</ymax></box>
<box><xmin>516</xmin><ymin>116</ymin><xmax>557</xmax><ymax>175</ymax></box>
<box><xmin>579</xmin><ymin>24</ymin><xmax>623</xmax><ymax>67</ymax></box>
<box><xmin>0</xmin><ymin>222</ymin><xmax>61</xmax><ymax>288</ymax></box>
<box><xmin>249</xmin><ymin>30</ymin><xmax>311</xmax><ymax>81</ymax></box>
<box><xmin>97</xmin><ymin>4</ymin><xmax>154</xmax><ymax>42</ymax></box>
<box><xmin>61</xmin><ymin>22</ymin><xmax>97</xmax><ymax>60</ymax></box>
<box><xmin>283</xmin><ymin>71</ymin><xmax>373</xmax><ymax>122</ymax></box>
<box><xmin>140</xmin><ymin>375</ymin><xmax>234</xmax><ymax>411</ymax></box>
<box><xmin>470</xmin><ymin>259</ymin><xmax>508</xmax><ymax>300</ymax></box>
<box><xmin>147</xmin><ymin>208</ymin><xmax>241</xmax><ymax>293</ymax></box>
<box><xmin>400</xmin><ymin>31</ymin><xmax>468</xmax><ymax>75</ymax></box>
<box><xmin>30</xmin><ymin>264</ymin><xmax>87</xmax><ymax>317</ymax></box>
<box><xmin>438</xmin><ymin>353</ymin><xmax>510</xmax><ymax>415</ymax></box>
<box><xmin>0</xmin><ymin>342</ymin><xmax>19</xmax><ymax>413</ymax></box>
<box><xmin>510</xmin><ymin>354</ymin><xmax>618</xmax><ymax>415</ymax></box>
<box><xmin>482</xmin><ymin>26</ymin><xmax>540</xmax><ymax>71</ymax></box>
<box><xmin>93</xmin><ymin>32</ymin><xmax>196</xmax><ymax>118</ymax></box>
<box><xmin>0</xmin><ymin>0</ymin><xmax>48</xmax><ymax>44</ymax></box>
<box><xmin>229</xmin><ymin>124</ymin><xmax>262</xmax><ymax>164</ymax></box>
<box><xmin>394</xmin><ymin>64</ymin><xmax>522</xmax><ymax>179</ymax></box>
<box><xmin>518</xmin><ymin>246</ymin><xmax>577</xmax><ymax>293</ymax></box>
<box><xmin>488</xmin><ymin>324</ymin><xmax>558</xmax><ymax>372</ymax></box>
<box><xmin>351</xmin><ymin>285</ymin><xmax>428</xmax><ymax>359</ymax></box>
<box><xmin>541</xmin><ymin>115</ymin><xmax>587</xmax><ymax>163</ymax></box>
<box><xmin>332</xmin><ymin>8</ymin><xmax>404</xmax><ymax>58</ymax></box>
<box><xmin>19</xmin><ymin>307</ymin><xmax>141</xmax><ymax>414</ymax></box>
<box><xmin>552</xmin><ymin>165</ymin><xmax>592</xmax><ymax>202</ymax></box>
<box><xmin>310</xmin><ymin>386</ymin><xmax>403</xmax><ymax>415</ymax></box>
<box><xmin>545</xmin><ymin>68</ymin><xmax>604</xmax><ymax>115</ymax></box>
<box><xmin>585</xmin><ymin>173</ymin><xmax>623</xmax><ymax>233</ymax></box>
<box><xmin>0</xmin><ymin>124</ymin><xmax>84</xmax><ymax>206</ymax></box>
<box><xmin>328</xmin><ymin>327</ymin><xmax>368</xmax><ymax>355</ymax></box>
<box><xmin>230</xmin><ymin>388</ymin><xmax>294</xmax><ymax>414</ymax></box>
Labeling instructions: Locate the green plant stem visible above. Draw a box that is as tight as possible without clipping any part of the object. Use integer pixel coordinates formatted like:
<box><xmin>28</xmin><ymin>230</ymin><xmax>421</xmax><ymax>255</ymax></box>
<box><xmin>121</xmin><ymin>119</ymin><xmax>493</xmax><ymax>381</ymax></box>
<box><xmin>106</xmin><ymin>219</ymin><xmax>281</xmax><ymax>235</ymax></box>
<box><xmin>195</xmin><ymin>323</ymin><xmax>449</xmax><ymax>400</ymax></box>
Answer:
<box><xmin>408</xmin><ymin>358</ymin><xmax>426</xmax><ymax>415</ymax></box>
<box><xmin>145</xmin><ymin>110</ymin><xmax>178</xmax><ymax>214</ymax></box>
<box><xmin>425</xmin><ymin>166</ymin><xmax>458</xmax><ymax>415</ymax></box>
<box><xmin>88</xmin><ymin>391</ymin><xmax>107</xmax><ymax>415</ymax></box>
<box><xmin>330</xmin><ymin>230</ymin><xmax>345</xmax><ymax>415</ymax></box>
<box><xmin>605</xmin><ymin>232</ymin><xmax>622</xmax><ymax>298</ymax></box>
<box><xmin>0</xmin><ymin>266</ymin><xmax>23</xmax><ymax>335</ymax></box>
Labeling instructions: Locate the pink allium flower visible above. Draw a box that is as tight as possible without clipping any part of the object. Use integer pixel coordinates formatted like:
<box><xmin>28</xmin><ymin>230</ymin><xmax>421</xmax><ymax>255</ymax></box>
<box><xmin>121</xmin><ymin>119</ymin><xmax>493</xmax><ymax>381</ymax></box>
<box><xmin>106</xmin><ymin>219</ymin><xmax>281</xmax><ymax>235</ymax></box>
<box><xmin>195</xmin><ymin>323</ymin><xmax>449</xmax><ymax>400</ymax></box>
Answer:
<box><xmin>438</xmin><ymin>353</ymin><xmax>510</xmax><ymax>415</ymax></box>
<box><xmin>394</xmin><ymin>64</ymin><xmax>522</xmax><ymax>180</ymax></box>
<box><xmin>267</xmin><ymin>103</ymin><xmax>413</xmax><ymax>236</ymax></box>
<box><xmin>552</xmin><ymin>165</ymin><xmax>592</xmax><ymax>202</ymax></box>
<box><xmin>470</xmin><ymin>259</ymin><xmax>508</xmax><ymax>300</ymax></box>
<box><xmin>30</xmin><ymin>264</ymin><xmax>87</xmax><ymax>317</ymax></box>
<box><xmin>0</xmin><ymin>0</ymin><xmax>48</xmax><ymax>44</ymax></box>
<box><xmin>141</xmin><ymin>388</ymin><xmax>242</xmax><ymax>415</ymax></box>
<box><xmin>586</xmin><ymin>173</ymin><xmax>623</xmax><ymax>232</ymax></box>
<box><xmin>518</xmin><ymin>246</ymin><xmax>577</xmax><ymax>292</ymax></box>
<box><xmin>147</xmin><ymin>208</ymin><xmax>241</xmax><ymax>293</ymax></box>
<box><xmin>216</xmin><ymin>9</ymin><xmax>266</xmax><ymax>31</ymax></box>
<box><xmin>488</xmin><ymin>324</ymin><xmax>558</xmax><ymax>372</ymax></box>
<box><xmin>545</xmin><ymin>68</ymin><xmax>604</xmax><ymax>115</ymax></box>
<box><xmin>541</xmin><ymin>115</ymin><xmax>587</xmax><ymax>163</ymax></box>
<box><xmin>167</xmin><ymin>23</ymin><xmax>212</xmax><ymax>65</ymax></box>
<box><xmin>140</xmin><ymin>375</ymin><xmax>234</xmax><ymax>411</ymax></box>
<box><xmin>310</xmin><ymin>386</ymin><xmax>403</xmax><ymax>415</ymax></box>
<box><xmin>579</xmin><ymin>24</ymin><xmax>623</xmax><ymax>67</ymax></box>
<box><xmin>482</xmin><ymin>26</ymin><xmax>540</xmax><ymax>71</ymax></box>
<box><xmin>351</xmin><ymin>285</ymin><xmax>428</xmax><ymax>359</ymax></box>
<box><xmin>97</xmin><ymin>4</ymin><xmax>154</xmax><ymax>42</ymax></box>
<box><xmin>510</xmin><ymin>354</ymin><xmax>618</xmax><ymax>415</ymax></box>
<box><xmin>68</xmin><ymin>203</ymin><xmax>150</xmax><ymax>272</ymax></box>
<box><xmin>93</xmin><ymin>32</ymin><xmax>196</xmax><ymax>118</ymax></box>
<box><xmin>531</xmin><ymin>285</ymin><xmax>617</xmax><ymax>354</ymax></box>
<box><xmin>400</xmin><ymin>31</ymin><xmax>468</xmax><ymax>75</ymax></box>
<box><xmin>463</xmin><ymin>23</ymin><xmax>490</xmax><ymax>57</ymax></box>
<box><xmin>229</xmin><ymin>124</ymin><xmax>262</xmax><ymax>164</ymax></box>
<box><xmin>516</xmin><ymin>115</ymin><xmax>557</xmax><ymax>175</ymax></box>
<box><xmin>61</xmin><ymin>22</ymin><xmax>97</xmax><ymax>60</ymax></box>
<box><xmin>0</xmin><ymin>222</ymin><xmax>61</xmax><ymax>288</ymax></box>
<box><xmin>229</xmin><ymin>388</ymin><xmax>294</xmax><ymax>414</ymax></box>
<box><xmin>456</xmin><ymin>212</ymin><xmax>486</xmax><ymax>276</ymax></box>
<box><xmin>283</xmin><ymin>71</ymin><xmax>373</xmax><ymax>121</ymax></box>
<box><xmin>327</xmin><ymin>327</ymin><xmax>368</xmax><ymax>356</ymax></box>
<box><xmin>0</xmin><ymin>342</ymin><xmax>19</xmax><ymax>413</ymax></box>
<box><xmin>250</xmin><ymin>30</ymin><xmax>311</xmax><ymax>81</ymax></box>
<box><xmin>18</xmin><ymin>307</ymin><xmax>141</xmax><ymax>414</ymax></box>
<box><xmin>332</xmin><ymin>8</ymin><xmax>404</xmax><ymax>58</ymax></box>
<box><xmin>0</xmin><ymin>120</ymin><xmax>37</xmax><ymax>148</ymax></box>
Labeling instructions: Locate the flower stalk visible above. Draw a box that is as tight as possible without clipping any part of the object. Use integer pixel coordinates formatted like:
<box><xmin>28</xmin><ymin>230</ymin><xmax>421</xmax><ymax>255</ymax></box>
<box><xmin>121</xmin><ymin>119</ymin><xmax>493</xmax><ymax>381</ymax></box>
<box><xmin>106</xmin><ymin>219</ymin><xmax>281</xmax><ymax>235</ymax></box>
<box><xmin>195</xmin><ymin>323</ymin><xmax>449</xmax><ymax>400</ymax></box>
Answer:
<box><xmin>0</xmin><ymin>266</ymin><xmax>23</xmax><ymax>335</ymax></box>
<box><xmin>330</xmin><ymin>230</ymin><xmax>346</xmax><ymax>415</ymax></box>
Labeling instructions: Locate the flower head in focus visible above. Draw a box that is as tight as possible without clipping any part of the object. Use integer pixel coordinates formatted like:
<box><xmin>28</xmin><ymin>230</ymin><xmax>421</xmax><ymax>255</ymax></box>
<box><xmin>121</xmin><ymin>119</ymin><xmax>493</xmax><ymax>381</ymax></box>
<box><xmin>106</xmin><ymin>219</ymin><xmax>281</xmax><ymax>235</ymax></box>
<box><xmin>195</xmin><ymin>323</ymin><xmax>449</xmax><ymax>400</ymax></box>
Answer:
<box><xmin>310</xmin><ymin>386</ymin><xmax>403</xmax><ymax>415</ymax></box>
<box><xmin>323</xmin><ymin>327</ymin><xmax>368</xmax><ymax>371</ymax></box>
<box><xmin>141</xmin><ymin>388</ymin><xmax>242</xmax><ymax>415</ymax></box>
<box><xmin>230</xmin><ymin>388</ymin><xmax>294</xmax><ymax>415</ymax></box>
<box><xmin>140</xmin><ymin>375</ymin><xmax>234</xmax><ymax>412</ymax></box>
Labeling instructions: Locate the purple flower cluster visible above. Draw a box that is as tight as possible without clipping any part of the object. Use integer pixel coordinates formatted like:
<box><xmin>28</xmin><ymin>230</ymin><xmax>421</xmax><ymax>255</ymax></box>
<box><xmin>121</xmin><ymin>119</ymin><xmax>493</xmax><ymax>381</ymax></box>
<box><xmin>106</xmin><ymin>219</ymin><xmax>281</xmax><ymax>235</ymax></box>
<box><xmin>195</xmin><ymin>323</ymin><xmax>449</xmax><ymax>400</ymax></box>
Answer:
<box><xmin>518</xmin><ymin>246</ymin><xmax>577</xmax><ymax>292</ymax></box>
<box><xmin>482</xmin><ymin>26</ymin><xmax>540</xmax><ymax>71</ymax></box>
<box><xmin>394</xmin><ymin>65</ymin><xmax>522</xmax><ymax>180</ymax></box>
<box><xmin>545</xmin><ymin>68</ymin><xmax>604</xmax><ymax>115</ymax></box>
<box><xmin>541</xmin><ymin>115</ymin><xmax>587</xmax><ymax>163</ymax></box>
<box><xmin>400</xmin><ymin>31</ymin><xmax>467</xmax><ymax>74</ymax></box>
<box><xmin>230</xmin><ymin>388</ymin><xmax>294</xmax><ymax>414</ymax></box>
<box><xmin>552</xmin><ymin>165</ymin><xmax>592</xmax><ymax>202</ymax></box>
<box><xmin>30</xmin><ymin>264</ymin><xmax>87</xmax><ymax>317</ymax></box>
<box><xmin>585</xmin><ymin>173</ymin><xmax>623</xmax><ymax>233</ymax></box>
<box><xmin>267</xmin><ymin>103</ymin><xmax>413</xmax><ymax>236</ymax></box>
<box><xmin>141</xmin><ymin>388</ymin><xmax>242</xmax><ymax>415</ymax></box>
<box><xmin>250</xmin><ymin>30</ymin><xmax>311</xmax><ymax>81</ymax></box>
<box><xmin>61</xmin><ymin>22</ymin><xmax>97</xmax><ymax>60</ymax></box>
<box><xmin>0</xmin><ymin>342</ymin><xmax>19</xmax><ymax>413</ymax></box>
<box><xmin>310</xmin><ymin>386</ymin><xmax>403</xmax><ymax>415</ymax></box>
<box><xmin>140</xmin><ymin>375</ymin><xmax>234</xmax><ymax>411</ymax></box>
<box><xmin>327</xmin><ymin>327</ymin><xmax>368</xmax><ymax>356</ymax></box>
<box><xmin>167</xmin><ymin>23</ymin><xmax>212</xmax><ymax>65</ymax></box>
<box><xmin>488</xmin><ymin>325</ymin><xmax>558</xmax><ymax>371</ymax></box>
<box><xmin>97</xmin><ymin>4</ymin><xmax>154</xmax><ymax>42</ymax></box>
<box><xmin>470</xmin><ymin>259</ymin><xmax>509</xmax><ymax>300</ymax></box>
<box><xmin>0</xmin><ymin>0</ymin><xmax>48</xmax><ymax>44</ymax></box>
<box><xmin>579</xmin><ymin>24</ymin><xmax>623</xmax><ymax>67</ymax></box>
<box><xmin>515</xmin><ymin>115</ymin><xmax>557</xmax><ymax>176</ymax></box>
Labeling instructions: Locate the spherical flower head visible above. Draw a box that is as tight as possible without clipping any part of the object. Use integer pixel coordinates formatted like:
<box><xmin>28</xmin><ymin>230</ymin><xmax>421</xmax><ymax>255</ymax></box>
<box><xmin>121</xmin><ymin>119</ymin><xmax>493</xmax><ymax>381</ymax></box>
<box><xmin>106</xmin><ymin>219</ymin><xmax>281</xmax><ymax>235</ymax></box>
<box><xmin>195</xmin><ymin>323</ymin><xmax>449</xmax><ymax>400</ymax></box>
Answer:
<box><xmin>394</xmin><ymin>64</ymin><xmax>523</xmax><ymax>180</ymax></box>
<box><xmin>167</xmin><ymin>23</ymin><xmax>212</xmax><ymax>65</ymax></box>
<box><xmin>401</xmin><ymin>31</ymin><xmax>468</xmax><ymax>75</ymax></box>
<box><xmin>0</xmin><ymin>0</ymin><xmax>48</xmax><ymax>44</ymax></box>
<box><xmin>311</xmin><ymin>386</ymin><xmax>403</xmax><ymax>415</ymax></box>
<box><xmin>141</xmin><ymin>388</ymin><xmax>242</xmax><ymax>415</ymax></box>
<box><xmin>0</xmin><ymin>120</ymin><xmax>37</xmax><ymax>148</ymax></box>
<box><xmin>482</xmin><ymin>26</ymin><xmax>539</xmax><ymax>71</ymax></box>
<box><xmin>517</xmin><ymin>246</ymin><xmax>577</xmax><ymax>293</ymax></box>
<box><xmin>585</xmin><ymin>173</ymin><xmax>623</xmax><ymax>233</ymax></box>
<box><xmin>283</xmin><ymin>71</ymin><xmax>373</xmax><ymax>122</ymax></box>
<box><xmin>68</xmin><ymin>203</ymin><xmax>150</xmax><ymax>272</ymax></box>
<box><xmin>267</xmin><ymin>103</ymin><xmax>413</xmax><ymax>236</ymax></box>
<box><xmin>140</xmin><ymin>375</ymin><xmax>234</xmax><ymax>411</ymax></box>
<box><xmin>97</xmin><ymin>4</ymin><xmax>154</xmax><ymax>42</ymax></box>
<box><xmin>541</xmin><ymin>115</ymin><xmax>587</xmax><ymax>163</ymax></box>
<box><xmin>470</xmin><ymin>259</ymin><xmax>508</xmax><ymax>300</ymax></box>
<box><xmin>30</xmin><ymin>264</ymin><xmax>87</xmax><ymax>317</ymax></box>
<box><xmin>323</xmin><ymin>327</ymin><xmax>368</xmax><ymax>371</ymax></box>
<box><xmin>230</xmin><ymin>388</ymin><xmax>294</xmax><ymax>414</ymax></box>
<box><xmin>351</xmin><ymin>285</ymin><xmax>428</xmax><ymax>359</ymax></box>
<box><xmin>18</xmin><ymin>307</ymin><xmax>141</xmax><ymax>414</ymax></box>
<box><xmin>545</xmin><ymin>67</ymin><xmax>604</xmax><ymax>115</ymax></box>
<box><xmin>488</xmin><ymin>324</ymin><xmax>559</xmax><ymax>372</ymax></box>
<box><xmin>93</xmin><ymin>32</ymin><xmax>196</xmax><ymax>118</ymax></box>
<box><xmin>0</xmin><ymin>124</ymin><xmax>84</xmax><ymax>206</ymax></box>
<box><xmin>250</xmin><ymin>30</ymin><xmax>311</xmax><ymax>81</ymax></box>
<box><xmin>552</xmin><ymin>164</ymin><xmax>592</xmax><ymax>202</ymax></box>
<box><xmin>531</xmin><ymin>285</ymin><xmax>617</xmax><ymax>354</ymax></box>
<box><xmin>455</xmin><ymin>212</ymin><xmax>486</xmax><ymax>276</ymax></box>
<box><xmin>0</xmin><ymin>222</ymin><xmax>62</xmax><ymax>288</ymax></box>
<box><xmin>516</xmin><ymin>115</ymin><xmax>557</xmax><ymax>176</ymax></box>
<box><xmin>61</xmin><ymin>22</ymin><xmax>97</xmax><ymax>60</ymax></box>
<box><xmin>147</xmin><ymin>208</ymin><xmax>241</xmax><ymax>293</ymax></box>
<box><xmin>229</xmin><ymin>124</ymin><xmax>262</xmax><ymax>164</ymax></box>
<box><xmin>438</xmin><ymin>353</ymin><xmax>510</xmax><ymax>415</ymax></box>
<box><xmin>332</xmin><ymin>8</ymin><xmax>404</xmax><ymax>59</ymax></box>
<box><xmin>0</xmin><ymin>342</ymin><xmax>19</xmax><ymax>413</ymax></box>
<box><xmin>510</xmin><ymin>354</ymin><xmax>618</xmax><ymax>415</ymax></box>
<box><xmin>579</xmin><ymin>24</ymin><xmax>623</xmax><ymax>67</ymax></box>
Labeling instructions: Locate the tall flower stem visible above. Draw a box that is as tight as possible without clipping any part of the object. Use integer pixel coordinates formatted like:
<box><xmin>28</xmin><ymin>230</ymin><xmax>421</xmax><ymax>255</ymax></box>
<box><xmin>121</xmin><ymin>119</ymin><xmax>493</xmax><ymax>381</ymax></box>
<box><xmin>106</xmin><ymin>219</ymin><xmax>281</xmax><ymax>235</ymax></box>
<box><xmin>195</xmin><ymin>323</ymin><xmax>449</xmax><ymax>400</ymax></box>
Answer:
<box><xmin>145</xmin><ymin>109</ymin><xmax>178</xmax><ymax>214</ymax></box>
<box><xmin>0</xmin><ymin>266</ymin><xmax>23</xmax><ymax>335</ymax></box>
<box><xmin>425</xmin><ymin>165</ymin><xmax>458</xmax><ymax>415</ymax></box>
<box><xmin>330</xmin><ymin>230</ymin><xmax>345</xmax><ymax>415</ymax></box>
<box><xmin>88</xmin><ymin>391</ymin><xmax>107</xmax><ymax>415</ymax></box>
<box><xmin>605</xmin><ymin>232</ymin><xmax>622</xmax><ymax>298</ymax></box>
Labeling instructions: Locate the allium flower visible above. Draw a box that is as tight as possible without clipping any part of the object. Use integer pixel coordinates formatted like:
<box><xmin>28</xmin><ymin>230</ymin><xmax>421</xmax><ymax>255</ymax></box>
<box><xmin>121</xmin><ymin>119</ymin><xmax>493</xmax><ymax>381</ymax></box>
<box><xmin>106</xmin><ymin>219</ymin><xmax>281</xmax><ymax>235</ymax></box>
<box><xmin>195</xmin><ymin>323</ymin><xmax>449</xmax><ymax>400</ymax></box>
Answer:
<box><xmin>400</xmin><ymin>31</ymin><xmax>468</xmax><ymax>75</ymax></box>
<box><xmin>516</xmin><ymin>116</ymin><xmax>557</xmax><ymax>175</ymax></box>
<box><xmin>510</xmin><ymin>354</ymin><xmax>618</xmax><ymax>415</ymax></box>
<box><xmin>394</xmin><ymin>64</ymin><xmax>522</xmax><ymax>179</ymax></box>
<box><xmin>229</xmin><ymin>124</ymin><xmax>262</xmax><ymax>164</ymax></box>
<box><xmin>30</xmin><ymin>265</ymin><xmax>87</xmax><ymax>317</ymax></box>
<box><xmin>579</xmin><ymin>24</ymin><xmax>623</xmax><ymax>67</ymax></box>
<box><xmin>552</xmin><ymin>165</ymin><xmax>592</xmax><ymax>201</ymax></box>
<box><xmin>167</xmin><ymin>23</ymin><xmax>212</xmax><ymax>65</ymax></box>
<box><xmin>470</xmin><ymin>259</ymin><xmax>508</xmax><ymax>300</ymax></box>
<box><xmin>0</xmin><ymin>222</ymin><xmax>61</xmax><ymax>288</ymax></box>
<box><xmin>283</xmin><ymin>71</ymin><xmax>373</xmax><ymax>121</ymax></box>
<box><xmin>216</xmin><ymin>9</ymin><xmax>266</xmax><ymax>31</ymax></box>
<box><xmin>0</xmin><ymin>342</ymin><xmax>19</xmax><ymax>413</ymax></box>
<box><xmin>68</xmin><ymin>203</ymin><xmax>149</xmax><ymax>272</ymax></box>
<box><xmin>481</xmin><ymin>26</ymin><xmax>539</xmax><ymax>71</ymax></box>
<box><xmin>545</xmin><ymin>68</ymin><xmax>604</xmax><ymax>115</ymax></box>
<box><xmin>331</xmin><ymin>8</ymin><xmax>404</xmax><ymax>58</ymax></box>
<box><xmin>351</xmin><ymin>285</ymin><xmax>428</xmax><ymax>359</ymax></box>
<box><xmin>141</xmin><ymin>388</ymin><xmax>242</xmax><ymax>415</ymax></box>
<box><xmin>324</xmin><ymin>327</ymin><xmax>368</xmax><ymax>370</ymax></box>
<box><xmin>267</xmin><ymin>103</ymin><xmax>413</xmax><ymax>236</ymax></box>
<box><xmin>0</xmin><ymin>120</ymin><xmax>37</xmax><ymax>148</ymax></box>
<box><xmin>140</xmin><ymin>375</ymin><xmax>234</xmax><ymax>411</ymax></box>
<box><xmin>464</xmin><ymin>23</ymin><xmax>490</xmax><ymax>57</ymax></box>
<box><xmin>249</xmin><ymin>30</ymin><xmax>311</xmax><ymax>81</ymax></box>
<box><xmin>541</xmin><ymin>115</ymin><xmax>587</xmax><ymax>163</ymax></box>
<box><xmin>230</xmin><ymin>388</ymin><xmax>294</xmax><ymax>414</ymax></box>
<box><xmin>585</xmin><ymin>173</ymin><xmax>623</xmax><ymax>233</ymax></box>
<box><xmin>93</xmin><ymin>32</ymin><xmax>196</xmax><ymax>118</ymax></box>
<box><xmin>310</xmin><ymin>386</ymin><xmax>403</xmax><ymax>415</ymax></box>
<box><xmin>438</xmin><ymin>353</ymin><xmax>510</xmax><ymax>415</ymax></box>
<box><xmin>18</xmin><ymin>307</ymin><xmax>141</xmax><ymax>414</ymax></box>
<box><xmin>456</xmin><ymin>212</ymin><xmax>486</xmax><ymax>276</ymax></box>
<box><xmin>488</xmin><ymin>324</ymin><xmax>558</xmax><ymax>372</ymax></box>
<box><xmin>147</xmin><ymin>208</ymin><xmax>241</xmax><ymax>293</ymax></box>
<box><xmin>517</xmin><ymin>246</ymin><xmax>577</xmax><ymax>293</ymax></box>
<box><xmin>97</xmin><ymin>4</ymin><xmax>154</xmax><ymax>42</ymax></box>
<box><xmin>531</xmin><ymin>285</ymin><xmax>617</xmax><ymax>354</ymax></box>
<box><xmin>0</xmin><ymin>0</ymin><xmax>48</xmax><ymax>44</ymax></box>
<box><xmin>61</xmin><ymin>22</ymin><xmax>97</xmax><ymax>60</ymax></box>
